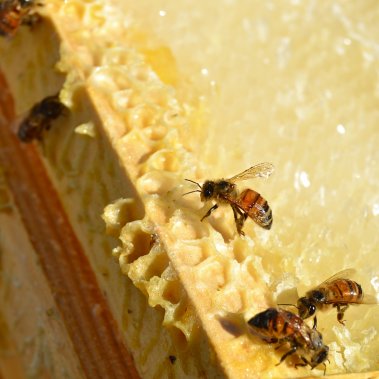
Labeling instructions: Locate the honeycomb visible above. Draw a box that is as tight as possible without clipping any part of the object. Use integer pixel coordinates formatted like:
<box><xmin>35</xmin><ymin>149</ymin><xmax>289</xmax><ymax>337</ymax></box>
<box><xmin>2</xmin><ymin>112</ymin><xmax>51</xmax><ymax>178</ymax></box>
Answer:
<box><xmin>99</xmin><ymin>0</ymin><xmax>379</xmax><ymax>376</ymax></box>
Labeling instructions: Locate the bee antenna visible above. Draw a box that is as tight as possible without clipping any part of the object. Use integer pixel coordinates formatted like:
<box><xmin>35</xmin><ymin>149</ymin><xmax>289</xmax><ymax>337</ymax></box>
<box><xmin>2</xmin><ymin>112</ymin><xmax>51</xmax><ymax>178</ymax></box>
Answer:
<box><xmin>277</xmin><ymin>303</ymin><xmax>298</xmax><ymax>309</ymax></box>
<box><xmin>183</xmin><ymin>190</ymin><xmax>201</xmax><ymax>196</ymax></box>
<box><xmin>184</xmin><ymin>178</ymin><xmax>202</xmax><ymax>189</ymax></box>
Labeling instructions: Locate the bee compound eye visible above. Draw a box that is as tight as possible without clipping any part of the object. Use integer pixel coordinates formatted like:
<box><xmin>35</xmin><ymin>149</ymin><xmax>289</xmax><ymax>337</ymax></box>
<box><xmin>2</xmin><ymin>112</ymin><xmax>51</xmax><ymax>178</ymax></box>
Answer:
<box><xmin>202</xmin><ymin>182</ymin><xmax>214</xmax><ymax>198</ymax></box>
<box><xmin>309</xmin><ymin>304</ymin><xmax>317</xmax><ymax>315</ymax></box>
<box><xmin>316</xmin><ymin>348</ymin><xmax>329</xmax><ymax>364</ymax></box>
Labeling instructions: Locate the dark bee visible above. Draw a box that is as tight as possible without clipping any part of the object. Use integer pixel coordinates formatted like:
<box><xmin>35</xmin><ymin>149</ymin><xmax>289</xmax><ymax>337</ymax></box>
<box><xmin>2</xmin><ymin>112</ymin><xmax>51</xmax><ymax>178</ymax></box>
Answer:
<box><xmin>185</xmin><ymin>163</ymin><xmax>274</xmax><ymax>235</ymax></box>
<box><xmin>17</xmin><ymin>94</ymin><xmax>66</xmax><ymax>142</ymax></box>
<box><xmin>297</xmin><ymin>269</ymin><xmax>377</xmax><ymax>326</ymax></box>
<box><xmin>0</xmin><ymin>0</ymin><xmax>40</xmax><ymax>37</ymax></box>
<box><xmin>248</xmin><ymin>308</ymin><xmax>329</xmax><ymax>372</ymax></box>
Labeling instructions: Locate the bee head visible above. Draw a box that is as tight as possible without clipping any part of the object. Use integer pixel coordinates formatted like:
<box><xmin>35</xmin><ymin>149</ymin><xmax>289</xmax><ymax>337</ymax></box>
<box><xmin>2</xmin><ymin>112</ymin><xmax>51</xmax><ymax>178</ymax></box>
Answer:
<box><xmin>311</xmin><ymin>345</ymin><xmax>329</xmax><ymax>368</ymax></box>
<box><xmin>201</xmin><ymin>180</ymin><xmax>215</xmax><ymax>201</ymax></box>
<box><xmin>297</xmin><ymin>297</ymin><xmax>317</xmax><ymax>319</ymax></box>
<box><xmin>20</xmin><ymin>0</ymin><xmax>34</xmax><ymax>8</ymax></box>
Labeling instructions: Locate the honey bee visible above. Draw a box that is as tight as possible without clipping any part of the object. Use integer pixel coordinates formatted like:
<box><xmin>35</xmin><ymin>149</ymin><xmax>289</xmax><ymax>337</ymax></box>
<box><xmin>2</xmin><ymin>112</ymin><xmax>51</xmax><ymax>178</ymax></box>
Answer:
<box><xmin>17</xmin><ymin>95</ymin><xmax>66</xmax><ymax>142</ymax></box>
<box><xmin>248</xmin><ymin>308</ymin><xmax>329</xmax><ymax>371</ymax></box>
<box><xmin>185</xmin><ymin>163</ymin><xmax>274</xmax><ymax>235</ymax></box>
<box><xmin>297</xmin><ymin>269</ymin><xmax>378</xmax><ymax>326</ymax></box>
<box><xmin>0</xmin><ymin>0</ymin><xmax>39</xmax><ymax>37</ymax></box>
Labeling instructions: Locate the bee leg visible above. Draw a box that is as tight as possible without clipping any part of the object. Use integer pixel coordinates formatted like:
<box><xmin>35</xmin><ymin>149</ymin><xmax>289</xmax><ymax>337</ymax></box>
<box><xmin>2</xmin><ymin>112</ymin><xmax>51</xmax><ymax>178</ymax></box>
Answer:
<box><xmin>276</xmin><ymin>346</ymin><xmax>297</xmax><ymax>366</ymax></box>
<box><xmin>231</xmin><ymin>204</ymin><xmax>247</xmax><ymax>236</ymax></box>
<box><xmin>336</xmin><ymin>304</ymin><xmax>348</xmax><ymax>325</ymax></box>
<box><xmin>322</xmin><ymin>362</ymin><xmax>327</xmax><ymax>376</ymax></box>
<box><xmin>201</xmin><ymin>204</ymin><xmax>218</xmax><ymax>221</ymax></box>
<box><xmin>294</xmin><ymin>356</ymin><xmax>309</xmax><ymax>369</ymax></box>
<box><xmin>312</xmin><ymin>316</ymin><xmax>318</xmax><ymax>330</ymax></box>
<box><xmin>274</xmin><ymin>342</ymin><xmax>286</xmax><ymax>351</ymax></box>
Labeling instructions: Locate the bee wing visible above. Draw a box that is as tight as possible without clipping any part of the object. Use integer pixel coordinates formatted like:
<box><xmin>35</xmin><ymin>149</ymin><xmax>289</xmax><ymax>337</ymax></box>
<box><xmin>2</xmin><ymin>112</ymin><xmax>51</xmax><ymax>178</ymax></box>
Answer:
<box><xmin>330</xmin><ymin>293</ymin><xmax>379</xmax><ymax>305</ymax></box>
<box><xmin>279</xmin><ymin>308</ymin><xmax>309</xmax><ymax>337</ymax></box>
<box><xmin>316</xmin><ymin>268</ymin><xmax>357</xmax><ymax>288</ymax></box>
<box><xmin>311</xmin><ymin>268</ymin><xmax>379</xmax><ymax>304</ymax></box>
<box><xmin>228</xmin><ymin>162</ymin><xmax>274</xmax><ymax>183</ymax></box>
<box><xmin>361</xmin><ymin>293</ymin><xmax>379</xmax><ymax>305</ymax></box>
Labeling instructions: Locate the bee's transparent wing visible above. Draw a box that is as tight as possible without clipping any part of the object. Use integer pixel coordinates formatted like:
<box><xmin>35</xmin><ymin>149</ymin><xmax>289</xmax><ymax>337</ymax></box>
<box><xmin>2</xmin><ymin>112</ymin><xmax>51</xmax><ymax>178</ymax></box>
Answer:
<box><xmin>228</xmin><ymin>162</ymin><xmax>274</xmax><ymax>183</ymax></box>
<box><xmin>360</xmin><ymin>294</ymin><xmax>379</xmax><ymax>305</ymax></box>
<box><xmin>314</xmin><ymin>268</ymin><xmax>378</xmax><ymax>304</ymax></box>
<box><xmin>279</xmin><ymin>308</ymin><xmax>310</xmax><ymax>340</ymax></box>
<box><xmin>330</xmin><ymin>292</ymin><xmax>378</xmax><ymax>305</ymax></box>
<box><xmin>314</xmin><ymin>268</ymin><xmax>358</xmax><ymax>288</ymax></box>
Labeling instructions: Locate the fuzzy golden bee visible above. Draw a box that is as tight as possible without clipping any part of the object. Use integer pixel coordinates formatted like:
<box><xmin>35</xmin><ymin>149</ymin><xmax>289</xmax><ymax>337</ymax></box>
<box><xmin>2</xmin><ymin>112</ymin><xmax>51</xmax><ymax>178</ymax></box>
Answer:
<box><xmin>185</xmin><ymin>163</ymin><xmax>274</xmax><ymax>235</ymax></box>
<box><xmin>248</xmin><ymin>308</ymin><xmax>329</xmax><ymax>371</ymax></box>
<box><xmin>0</xmin><ymin>0</ymin><xmax>40</xmax><ymax>37</ymax></box>
<box><xmin>17</xmin><ymin>95</ymin><xmax>66</xmax><ymax>142</ymax></box>
<box><xmin>297</xmin><ymin>269</ymin><xmax>377</xmax><ymax>326</ymax></box>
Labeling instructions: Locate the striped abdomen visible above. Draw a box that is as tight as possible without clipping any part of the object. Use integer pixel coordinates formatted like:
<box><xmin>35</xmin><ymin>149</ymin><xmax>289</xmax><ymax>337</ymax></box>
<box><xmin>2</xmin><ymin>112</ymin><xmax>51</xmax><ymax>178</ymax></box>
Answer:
<box><xmin>17</xmin><ymin>116</ymin><xmax>46</xmax><ymax>142</ymax></box>
<box><xmin>247</xmin><ymin>308</ymin><xmax>301</xmax><ymax>343</ymax></box>
<box><xmin>237</xmin><ymin>188</ymin><xmax>272</xmax><ymax>229</ymax></box>
<box><xmin>321</xmin><ymin>279</ymin><xmax>363</xmax><ymax>304</ymax></box>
